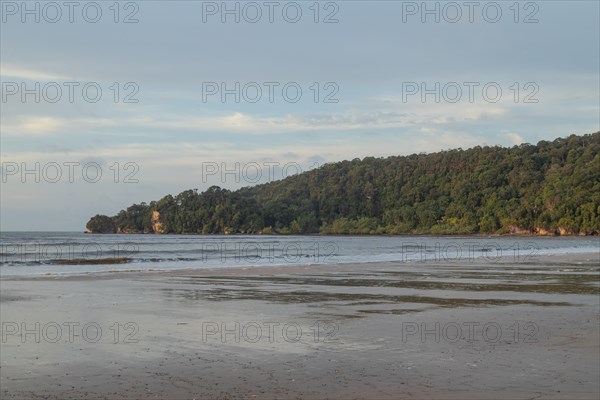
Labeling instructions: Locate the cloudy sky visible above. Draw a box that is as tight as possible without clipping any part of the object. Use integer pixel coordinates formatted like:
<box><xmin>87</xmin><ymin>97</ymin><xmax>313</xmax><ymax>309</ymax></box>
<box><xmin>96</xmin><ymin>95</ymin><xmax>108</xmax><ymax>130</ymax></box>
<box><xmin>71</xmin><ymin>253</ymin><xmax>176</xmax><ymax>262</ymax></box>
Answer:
<box><xmin>1</xmin><ymin>0</ymin><xmax>599</xmax><ymax>230</ymax></box>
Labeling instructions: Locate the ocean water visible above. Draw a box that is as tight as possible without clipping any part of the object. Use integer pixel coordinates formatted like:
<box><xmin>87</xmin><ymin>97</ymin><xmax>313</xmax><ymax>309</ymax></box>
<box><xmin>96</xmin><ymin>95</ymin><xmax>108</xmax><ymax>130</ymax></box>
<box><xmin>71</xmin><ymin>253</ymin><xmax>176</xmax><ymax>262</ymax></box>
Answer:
<box><xmin>0</xmin><ymin>232</ymin><xmax>598</xmax><ymax>277</ymax></box>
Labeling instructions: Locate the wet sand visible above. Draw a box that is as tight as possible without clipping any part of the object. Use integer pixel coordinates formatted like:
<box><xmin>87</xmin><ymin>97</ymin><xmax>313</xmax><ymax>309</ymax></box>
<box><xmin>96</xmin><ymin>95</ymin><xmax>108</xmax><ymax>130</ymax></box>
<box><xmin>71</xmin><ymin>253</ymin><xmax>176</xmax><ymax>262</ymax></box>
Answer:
<box><xmin>1</xmin><ymin>253</ymin><xmax>599</xmax><ymax>399</ymax></box>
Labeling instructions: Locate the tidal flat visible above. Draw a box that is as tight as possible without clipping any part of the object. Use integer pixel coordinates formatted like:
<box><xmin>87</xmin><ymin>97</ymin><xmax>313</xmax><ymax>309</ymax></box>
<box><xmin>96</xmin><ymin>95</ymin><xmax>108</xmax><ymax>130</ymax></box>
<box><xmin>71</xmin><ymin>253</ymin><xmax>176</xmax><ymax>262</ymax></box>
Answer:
<box><xmin>1</xmin><ymin>253</ymin><xmax>599</xmax><ymax>399</ymax></box>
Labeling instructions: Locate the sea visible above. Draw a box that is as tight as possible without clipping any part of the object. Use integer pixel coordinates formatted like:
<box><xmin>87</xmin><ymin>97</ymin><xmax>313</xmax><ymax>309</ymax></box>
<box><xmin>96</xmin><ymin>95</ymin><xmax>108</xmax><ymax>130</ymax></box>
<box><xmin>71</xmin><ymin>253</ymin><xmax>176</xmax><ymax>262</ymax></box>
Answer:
<box><xmin>1</xmin><ymin>232</ymin><xmax>598</xmax><ymax>277</ymax></box>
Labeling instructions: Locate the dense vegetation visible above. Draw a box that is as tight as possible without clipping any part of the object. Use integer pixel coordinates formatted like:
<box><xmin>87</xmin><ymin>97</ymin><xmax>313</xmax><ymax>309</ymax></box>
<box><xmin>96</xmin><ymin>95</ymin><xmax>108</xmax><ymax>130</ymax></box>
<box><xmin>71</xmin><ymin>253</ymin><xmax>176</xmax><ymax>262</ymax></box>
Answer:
<box><xmin>86</xmin><ymin>132</ymin><xmax>600</xmax><ymax>235</ymax></box>
<box><xmin>86</xmin><ymin>215</ymin><xmax>116</xmax><ymax>233</ymax></box>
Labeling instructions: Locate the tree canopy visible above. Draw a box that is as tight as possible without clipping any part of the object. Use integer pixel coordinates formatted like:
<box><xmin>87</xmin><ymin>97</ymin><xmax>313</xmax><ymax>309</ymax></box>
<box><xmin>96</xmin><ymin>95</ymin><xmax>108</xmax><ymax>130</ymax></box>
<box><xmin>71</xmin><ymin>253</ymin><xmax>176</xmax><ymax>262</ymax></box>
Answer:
<box><xmin>86</xmin><ymin>132</ymin><xmax>600</xmax><ymax>235</ymax></box>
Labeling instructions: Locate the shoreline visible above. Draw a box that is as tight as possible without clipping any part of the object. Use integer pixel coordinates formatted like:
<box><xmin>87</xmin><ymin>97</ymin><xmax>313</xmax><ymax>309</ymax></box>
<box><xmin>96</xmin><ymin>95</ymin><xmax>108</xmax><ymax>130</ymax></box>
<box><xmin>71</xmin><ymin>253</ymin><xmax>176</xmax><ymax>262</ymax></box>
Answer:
<box><xmin>82</xmin><ymin>231</ymin><xmax>598</xmax><ymax>237</ymax></box>
<box><xmin>1</xmin><ymin>251</ymin><xmax>599</xmax><ymax>281</ymax></box>
<box><xmin>2</xmin><ymin>230</ymin><xmax>595</xmax><ymax>237</ymax></box>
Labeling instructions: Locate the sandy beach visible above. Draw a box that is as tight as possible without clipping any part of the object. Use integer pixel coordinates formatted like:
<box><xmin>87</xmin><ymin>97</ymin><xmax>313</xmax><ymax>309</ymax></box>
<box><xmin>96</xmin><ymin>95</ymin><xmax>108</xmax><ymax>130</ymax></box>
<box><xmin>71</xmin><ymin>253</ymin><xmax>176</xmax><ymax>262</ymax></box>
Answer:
<box><xmin>1</xmin><ymin>252</ymin><xmax>599</xmax><ymax>399</ymax></box>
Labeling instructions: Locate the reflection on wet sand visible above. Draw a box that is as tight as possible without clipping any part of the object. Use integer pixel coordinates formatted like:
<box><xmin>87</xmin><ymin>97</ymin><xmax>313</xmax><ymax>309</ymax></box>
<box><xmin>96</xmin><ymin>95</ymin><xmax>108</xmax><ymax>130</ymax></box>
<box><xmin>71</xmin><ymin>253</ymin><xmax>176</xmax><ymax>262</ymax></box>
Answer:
<box><xmin>158</xmin><ymin>258</ymin><xmax>598</xmax><ymax>315</ymax></box>
<box><xmin>1</xmin><ymin>254</ymin><xmax>599</xmax><ymax>399</ymax></box>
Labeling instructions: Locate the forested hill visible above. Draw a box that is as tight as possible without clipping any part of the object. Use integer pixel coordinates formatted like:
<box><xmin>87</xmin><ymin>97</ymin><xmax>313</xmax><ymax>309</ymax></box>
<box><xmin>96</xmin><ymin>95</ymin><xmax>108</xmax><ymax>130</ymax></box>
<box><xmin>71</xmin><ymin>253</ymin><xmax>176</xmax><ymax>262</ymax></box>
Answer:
<box><xmin>87</xmin><ymin>132</ymin><xmax>600</xmax><ymax>235</ymax></box>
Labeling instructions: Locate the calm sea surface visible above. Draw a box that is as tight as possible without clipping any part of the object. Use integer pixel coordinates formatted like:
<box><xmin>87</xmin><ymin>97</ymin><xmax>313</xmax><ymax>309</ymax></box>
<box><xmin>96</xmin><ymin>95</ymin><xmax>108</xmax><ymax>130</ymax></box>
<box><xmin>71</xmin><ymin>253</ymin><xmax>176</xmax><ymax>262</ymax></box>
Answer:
<box><xmin>1</xmin><ymin>232</ymin><xmax>598</xmax><ymax>276</ymax></box>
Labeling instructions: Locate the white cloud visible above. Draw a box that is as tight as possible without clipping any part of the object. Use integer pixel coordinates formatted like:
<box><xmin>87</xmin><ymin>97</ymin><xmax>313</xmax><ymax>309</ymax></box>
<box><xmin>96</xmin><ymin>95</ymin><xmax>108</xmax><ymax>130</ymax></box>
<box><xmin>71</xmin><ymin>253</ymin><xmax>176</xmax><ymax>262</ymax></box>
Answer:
<box><xmin>0</xmin><ymin>63</ymin><xmax>73</xmax><ymax>81</ymax></box>
<box><xmin>2</xmin><ymin>116</ymin><xmax>66</xmax><ymax>136</ymax></box>
<box><xmin>504</xmin><ymin>132</ymin><xmax>524</xmax><ymax>145</ymax></box>
<box><xmin>0</xmin><ymin>111</ymin><xmax>413</xmax><ymax>136</ymax></box>
<box><xmin>0</xmin><ymin>103</ymin><xmax>516</xmax><ymax>140</ymax></box>
<box><xmin>16</xmin><ymin>109</ymin><xmax>496</xmax><ymax>134</ymax></box>
<box><xmin>1</xmin><ymin>115</ymin><xmax>147</xmax><ymax>136</ymax></box>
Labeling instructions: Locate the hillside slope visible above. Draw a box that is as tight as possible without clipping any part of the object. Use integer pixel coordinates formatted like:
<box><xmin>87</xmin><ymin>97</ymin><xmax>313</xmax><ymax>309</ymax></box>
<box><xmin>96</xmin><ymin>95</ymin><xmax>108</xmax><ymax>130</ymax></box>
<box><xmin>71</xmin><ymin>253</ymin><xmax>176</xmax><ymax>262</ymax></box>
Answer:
<box><xmin>86</xmin><ymin>132</ymin><xmax>600</xmax><ymax>235</ymax></box>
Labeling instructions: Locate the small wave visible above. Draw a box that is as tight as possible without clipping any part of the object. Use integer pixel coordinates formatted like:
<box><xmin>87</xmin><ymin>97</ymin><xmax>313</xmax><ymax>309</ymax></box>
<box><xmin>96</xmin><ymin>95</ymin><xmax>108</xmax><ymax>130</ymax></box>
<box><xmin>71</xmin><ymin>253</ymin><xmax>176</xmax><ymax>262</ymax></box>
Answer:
<box><xmin>133</xmin><ymin>257</ymin><xmax>198</xmax><ymax>263</ymax></box>
<box><xmin>49</xmin><ymin>257</ymin><xmax>132</xmax><ymax>265</ymax></box>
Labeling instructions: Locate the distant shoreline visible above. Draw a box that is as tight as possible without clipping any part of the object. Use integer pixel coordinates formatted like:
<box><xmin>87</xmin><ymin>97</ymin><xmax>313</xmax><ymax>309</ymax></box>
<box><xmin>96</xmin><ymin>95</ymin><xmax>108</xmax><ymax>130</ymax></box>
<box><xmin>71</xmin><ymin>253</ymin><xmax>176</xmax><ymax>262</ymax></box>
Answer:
<box><xmin>83</xmin><ymin>231</ymin><xmax>598</xmax><ymax>237</ymax></box>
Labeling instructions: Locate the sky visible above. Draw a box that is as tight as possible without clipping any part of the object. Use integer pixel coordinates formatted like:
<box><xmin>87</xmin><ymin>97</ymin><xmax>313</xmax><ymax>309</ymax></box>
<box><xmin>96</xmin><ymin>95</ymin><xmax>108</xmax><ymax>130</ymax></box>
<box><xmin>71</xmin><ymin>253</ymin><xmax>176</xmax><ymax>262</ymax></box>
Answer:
<box><xmin>1</xmin><ymin>0</ymin><xmax>599</xmax><ymax>231</ymax></box>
